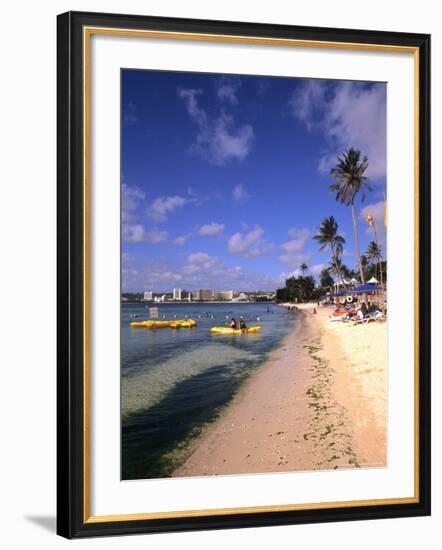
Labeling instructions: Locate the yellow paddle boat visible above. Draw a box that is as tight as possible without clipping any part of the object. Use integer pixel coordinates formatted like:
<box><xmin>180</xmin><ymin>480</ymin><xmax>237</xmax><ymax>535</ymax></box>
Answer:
<box><xmin>130</xmin><ymin>319</ymin><xmax>197</xmax><ymax>329</ymax></box>
<box><xmin>210</xmin><ymin>326</ymin><xmax>261</xmax><ymax>334</ymax></box>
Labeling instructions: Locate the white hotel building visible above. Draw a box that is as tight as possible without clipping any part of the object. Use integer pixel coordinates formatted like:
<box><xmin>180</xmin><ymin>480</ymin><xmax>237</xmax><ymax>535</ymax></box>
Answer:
<box><xmin>173</xmin><ymin>288</ymin><xmax>183</xmax><ymax>300</ymax></box>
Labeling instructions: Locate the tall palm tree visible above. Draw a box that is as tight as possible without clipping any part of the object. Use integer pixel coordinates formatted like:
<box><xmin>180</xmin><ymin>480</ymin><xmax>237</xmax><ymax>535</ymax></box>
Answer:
<box><xmin>313</xmin><ymin>216</ymin><xmax>347</xmax><ymax>290</ymax></box>
<box><xmin>329</xmin><ymin>148</ymin><xmax>372</xmax><ymax>284</ymax></box>
<box><xmin>366</xmin><ymin>241</ymin><xmax>384</xmax><ymax>287</ymax></box>
<box><xmin>299</xmin><ymin>263</ymin><xmax>308</xmax><ymax>276</ymax></box>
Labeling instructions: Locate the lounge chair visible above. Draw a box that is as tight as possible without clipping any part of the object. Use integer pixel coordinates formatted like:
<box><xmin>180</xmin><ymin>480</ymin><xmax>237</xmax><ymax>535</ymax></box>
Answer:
<box><xmin>351</xmin><ymin>311</ymin><xmax>385</xmax><ymax>326</ymax></box>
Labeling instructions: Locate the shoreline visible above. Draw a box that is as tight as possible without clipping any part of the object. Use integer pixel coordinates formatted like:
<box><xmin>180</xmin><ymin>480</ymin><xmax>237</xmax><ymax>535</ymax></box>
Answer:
<box><xmin>122</xmin><ymin>301</ymin><xmax>274</xmax><ymax>305</ymax></box>
<box><xmin>173</xmin><ymin>303</ymin><xmax>386</xmax><ymax>477</ymax></box>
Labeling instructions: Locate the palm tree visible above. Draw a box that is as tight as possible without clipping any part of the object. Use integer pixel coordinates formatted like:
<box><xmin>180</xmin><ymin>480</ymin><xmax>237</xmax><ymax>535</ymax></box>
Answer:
<box><xmin>366</xmin><ymin>241</ymin><xmax>384</xmax><ymax>287</ymax></box>
<box><xmin>299</xmin><ymin>263</ymin><xmax>308</xmax><ymax>276</ymax></box>
<box><xmin>327</xmin><ymin>258</ymin><xmax>348</xmax><ymax>289</ymax></box>
<box><xmin>313</xmin><ymin>216</ymin><xmax>347</xmax><ymax>290</ymax></box>
<box><xmin>329</xmin><ymin>148</ymin><xmax>372</xmax><ymax>284</ymax></box>
<box><xmin>319</xmin><ymin>268</ymin><xmax>334</xmax><ymax>290</ymax></box>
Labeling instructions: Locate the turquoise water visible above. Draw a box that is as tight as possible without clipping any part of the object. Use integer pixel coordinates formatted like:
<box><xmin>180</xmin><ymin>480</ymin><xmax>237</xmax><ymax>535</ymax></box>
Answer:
<box><xmin>121</xmin><ymin>302</ymin><xmax>296</xmax><ymax>479</ymax></box>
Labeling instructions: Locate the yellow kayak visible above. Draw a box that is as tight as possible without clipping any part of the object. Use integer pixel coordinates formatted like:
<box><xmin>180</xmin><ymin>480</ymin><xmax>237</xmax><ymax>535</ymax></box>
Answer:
<box><xmin>130</xmin><ymin>319</ymin><xmax>196</xmax><ymax>328</ymax></box>
<box><xmin>129</xmin><ymin>320</ymin><xmax>170</xmax><ymax>328</ymax></box>
<box><xmin>211</xmin><ymin>326</ymin><xmax>261</xmax><ymax>334</ymax></box>
<box><xmin>170</xmin><ymin>320</ymin><xmax>196</xmax><ymax>328</ymax></box>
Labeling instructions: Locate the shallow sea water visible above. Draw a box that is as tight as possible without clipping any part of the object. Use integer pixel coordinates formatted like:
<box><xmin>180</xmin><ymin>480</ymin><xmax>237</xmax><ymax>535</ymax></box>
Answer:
<box><xmin>121</xmin><ymin>302</ymin><xmax>296</xmax><ymax>479</ymax></box>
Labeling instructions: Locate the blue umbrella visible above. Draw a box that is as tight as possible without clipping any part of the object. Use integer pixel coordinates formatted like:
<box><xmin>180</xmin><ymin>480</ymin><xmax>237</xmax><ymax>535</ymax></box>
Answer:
<box><xmin>353</xmin><ymin>284</ymin><xmax>383</xmax><ymax>294</ymax></box>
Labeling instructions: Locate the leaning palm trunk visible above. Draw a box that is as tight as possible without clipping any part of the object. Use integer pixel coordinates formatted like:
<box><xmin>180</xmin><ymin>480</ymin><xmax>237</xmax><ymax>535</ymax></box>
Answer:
<box><xmin>331</xmin><ymin>245</ymin><xmax>347</xmax><ymax>292</ymax></box>
<box><xmin>351</xmin><ymin>202</ymin><xmax>365</xmax><ymax>284</ymax></box>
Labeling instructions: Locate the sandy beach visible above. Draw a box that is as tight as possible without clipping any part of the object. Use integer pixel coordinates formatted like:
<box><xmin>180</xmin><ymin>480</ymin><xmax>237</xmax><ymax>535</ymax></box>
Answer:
<box><xmin>174</xmin><ymin>303</ymin><xmax>387</xmax><ymax>477</ymax></box>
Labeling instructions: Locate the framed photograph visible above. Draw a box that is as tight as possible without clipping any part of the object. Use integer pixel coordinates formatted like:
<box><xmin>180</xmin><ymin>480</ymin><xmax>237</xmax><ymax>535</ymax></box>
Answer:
<box><xmin>57</xmin><ymin>11</ymin><xmax>431</xmax><ymax>538</ymax></box>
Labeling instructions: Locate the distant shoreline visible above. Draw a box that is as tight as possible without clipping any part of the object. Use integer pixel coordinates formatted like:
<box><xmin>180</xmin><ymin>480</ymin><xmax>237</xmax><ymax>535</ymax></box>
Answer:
<box><xmin>122</xmin><ymin>300</ymin><xmax>275</xmax><ymax>305</ymax></box>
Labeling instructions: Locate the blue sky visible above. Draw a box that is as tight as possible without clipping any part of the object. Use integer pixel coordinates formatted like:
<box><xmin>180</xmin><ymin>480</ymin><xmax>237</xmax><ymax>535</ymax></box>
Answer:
<box><xmin>121</xmin><ymin>70</ymin><xmax>386</xmax><ymax>292</ymax></box>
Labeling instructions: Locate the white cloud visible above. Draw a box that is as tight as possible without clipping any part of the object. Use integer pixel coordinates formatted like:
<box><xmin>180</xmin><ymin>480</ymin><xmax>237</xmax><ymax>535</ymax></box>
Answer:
<box><xmin>289</xmin><ymin>80</ymin><xmax>386</xmax><ymax>179</ymax></box>
<box><xmin>122</xmin><ymin>252</ymin><xmax>280</xmax><ymax>292</ymax></box>
<box><xmin>122</xmin><ymin>223</ymin><xmax>145</xmax><ymax>243</ymax></box>
<box><xmin>288</xmin><ymin>80</ymin><xmax>326</xmax><ymax>131</ymax></box>
<box><xmin>279</xmin><ymin>228</ymin><xmax>311</xmax><ymax>268</ymax></box>
<box><xmin>216</xmin><ymin>76</ymin><xmax>241</xmax><ymax>105</ymax></box>
<box><xmin>207</xmin><ymin>114</ymin><xmax>254</xmax><ymax>165</ymax></box>
<box><xmin>182</xmin><ymin>252</ymin><xmax>219</xmax><ymax>275</ymax></box>
<box><xmin>279</xmin><ymin>270</ymin><xmax>301</xmax><ymax>280</ymax></box>
<box><xmin>178</xmin><ymin>87</ymin><xmax>254</xmax><ymax>165</ymax></box>
<box><xmin>232</xmin><ymin>183</ymin><xmax>251</xmax><ymax>202</ymax></box>
<box><xmin>279</xmin><ymin>263</ymin><xmax>323</xmax><ymax>280</ymax></box>
<box><xmin>122</xmin><ymin>256</ymin><xmax>184</xmax><ymax>291</ymax></box>
<box><xmin>122</xmin><ymin>224</ymin><xmax>168</xmax><ymax>244</ymax></box>
<box><xmin>147</xmin><ymin>195</ymin><xmax>188</xmax><ymax>223</ymax></box>
<box><xmin>287</xmin><ymin>227</ymin><xmax>310</xmax><ymax>242</ymax></box>
<box><xmin>311</xmin><ymin>263</ymin><xmax>326</xmax><ymax>276</ymax></box>
<box><xmin>144</xmin><ymin>229</ymin><xmax>168</xmax><ymax>243</ymax></box>
<box><xmin>122</xmin><ymin>183</ymin><xmax>145</xmax><ymax>222</ymax></box>
<box><xmin>198</xmin><ymin>222</ymin><xmax>225</xmax><ymax>236</ymax></box>
<box><xmin>174</xmin><ymin>234</ymin><xmax>189</xmax><ymax>245</ymax></box>
<box><xmin>360</xmin><ymin>200</ymin><xmax>386</xmax><ymax>244</ymax></box>
<box><xmin>278</xmin><ymin>251</ymin><xmax>310</xmax><ymax>271</ymax></box>
<box><xmin>228</xmin><ymin>226</ymin><xmax>274</xmax><ymax>258</ymax></box>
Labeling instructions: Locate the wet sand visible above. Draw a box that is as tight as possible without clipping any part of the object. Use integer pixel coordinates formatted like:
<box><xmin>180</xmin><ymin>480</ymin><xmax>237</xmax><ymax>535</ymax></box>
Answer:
<box><xmin>173</xmin><ymin>303</ymin><xmax>387</xmax><ymax>477</ymax></box>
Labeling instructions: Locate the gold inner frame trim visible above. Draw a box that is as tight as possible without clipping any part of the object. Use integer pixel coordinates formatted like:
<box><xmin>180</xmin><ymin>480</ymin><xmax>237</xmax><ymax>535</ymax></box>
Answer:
<box><xmin>83</xmin><ymin>26</ymin><xmax>420</xmax><ymax>524</ymax></box>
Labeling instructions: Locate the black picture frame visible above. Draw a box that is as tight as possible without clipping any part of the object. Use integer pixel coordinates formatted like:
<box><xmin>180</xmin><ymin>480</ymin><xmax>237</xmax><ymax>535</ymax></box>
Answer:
<box><xmin>57</xmin><ymin>10</ymin><xmax>431</xmax><ymax>539</ymax></box>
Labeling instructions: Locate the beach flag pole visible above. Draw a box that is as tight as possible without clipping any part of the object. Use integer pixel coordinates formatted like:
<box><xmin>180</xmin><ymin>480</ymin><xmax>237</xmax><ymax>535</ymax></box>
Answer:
<box><xmin>366</xmin><ymin>209</ymin><xmax>384</xmax><ymax>288</ymax></box>
<box><xmin>366</xmin><ymin>209</ymin><xmax>378</xmax><ymax>242</ymax></box>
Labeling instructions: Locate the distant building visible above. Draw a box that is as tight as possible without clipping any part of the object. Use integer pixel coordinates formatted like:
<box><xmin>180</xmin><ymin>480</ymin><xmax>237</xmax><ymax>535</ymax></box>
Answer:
<box><xmin>160</xmin><ymin>295</ymin><xmax>166</xmax><ymax>302</ymax></box>
<box><xmin>196</xmin><ymin>289</ymin><xmax>214</xmax><ymax>301</ymax></box>
<box><xmin>213</xmin><ymin>290</ymin><xmax>234</xmax><ymax>301</ymax></box>
<box><xmin>232</xmin><ymin>292</ymin><xmax>249</xmax><ymax>302</ymax></box>
<box><xmin>143</xmin><ymin>291</ymin><xmax>153</xmax><ymax>301</ymax></box>
<box><xmin>173</xmin><ymin>288</ymin><xmax>183</xmax><ymax>300</ymax></box>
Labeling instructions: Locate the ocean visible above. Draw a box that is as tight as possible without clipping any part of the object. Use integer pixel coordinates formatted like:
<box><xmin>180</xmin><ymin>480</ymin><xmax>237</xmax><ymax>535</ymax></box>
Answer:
<box><xmin>121</xmin><ymin>302</ymin><xmax>296</xmax><ymax>480</ymax></box>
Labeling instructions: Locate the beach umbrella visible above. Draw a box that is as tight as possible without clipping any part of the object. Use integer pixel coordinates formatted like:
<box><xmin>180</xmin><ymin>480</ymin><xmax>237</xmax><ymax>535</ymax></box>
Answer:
<box><xmin>367</xmin><ymin>276</ymin><xmax>379</xmax><ymax>284</ymax></box>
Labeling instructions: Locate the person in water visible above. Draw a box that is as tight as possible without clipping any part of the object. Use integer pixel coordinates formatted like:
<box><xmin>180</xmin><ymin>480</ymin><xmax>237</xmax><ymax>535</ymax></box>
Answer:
<box><xmin>239</xmin><ymin>318</ymin><xmax>247</xmax><ymax>331</ymax></box>
<box><xmin>229</xmin><ymin>318</ymin><xmax>238</xmax><ymax>329</ymax></box>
